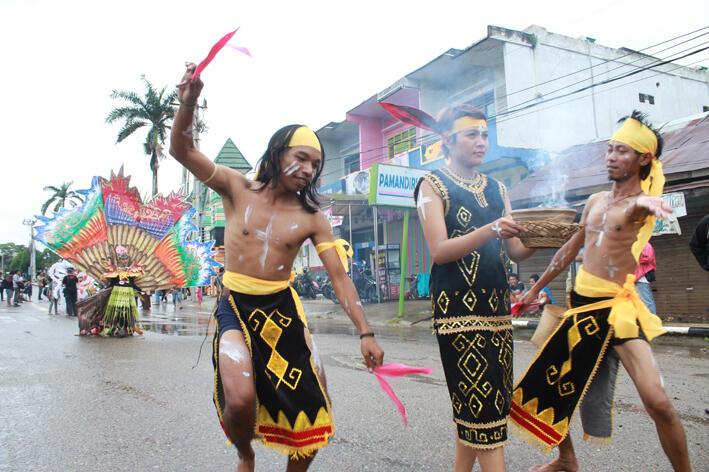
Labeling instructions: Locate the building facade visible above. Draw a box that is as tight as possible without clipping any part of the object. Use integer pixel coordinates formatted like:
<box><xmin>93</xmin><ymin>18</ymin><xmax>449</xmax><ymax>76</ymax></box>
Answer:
<box><xmin>312</xmin><ymin>24</ymin><xmax>709</xmax><ymax>302</ymax></box>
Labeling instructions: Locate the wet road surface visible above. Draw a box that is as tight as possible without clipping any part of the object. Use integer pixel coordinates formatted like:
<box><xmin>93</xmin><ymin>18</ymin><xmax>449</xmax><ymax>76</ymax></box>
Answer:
<box><xmin>1</xmin><ymin>297</ymin><xmax>708</xmax><ymax>471</ymax></box>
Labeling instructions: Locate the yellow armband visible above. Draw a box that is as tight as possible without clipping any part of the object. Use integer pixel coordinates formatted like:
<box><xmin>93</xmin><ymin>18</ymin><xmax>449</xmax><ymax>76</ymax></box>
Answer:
<box><xmin>315</xmin><ymin>239</ymin><xmax>353</xmax><ymax>273</ymax></box>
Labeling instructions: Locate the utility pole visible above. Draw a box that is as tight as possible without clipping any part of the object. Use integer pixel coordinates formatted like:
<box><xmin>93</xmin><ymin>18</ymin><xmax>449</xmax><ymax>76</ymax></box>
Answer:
<box><xmin>193</xmin><ymin>99</ymin><xmax>206</xmax><ymax>242</ymax></box>
<box><xmin>22</xmin><ymin>219</ymin><xmax>36</xmax><ymax>279</ymax></box>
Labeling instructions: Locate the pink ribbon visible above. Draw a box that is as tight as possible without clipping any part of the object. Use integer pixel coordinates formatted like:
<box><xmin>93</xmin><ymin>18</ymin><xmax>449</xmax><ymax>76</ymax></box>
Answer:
<box><xmin>372</xmin><ymin>363</ymin><xmax>433</xmax><ymax>426</ymax></box>
<box><xmin>191</xmin><ymin>28</ymin><xmax>250</xmax><ymax>82</ymax></box>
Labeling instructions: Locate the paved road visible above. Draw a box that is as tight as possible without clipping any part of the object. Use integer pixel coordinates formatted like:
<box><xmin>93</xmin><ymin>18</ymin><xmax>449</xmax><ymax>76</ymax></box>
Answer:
<box><xmin>1</xmin><ymin>298</ymin><xmax>708</xmax><ymax>471</ymax></box>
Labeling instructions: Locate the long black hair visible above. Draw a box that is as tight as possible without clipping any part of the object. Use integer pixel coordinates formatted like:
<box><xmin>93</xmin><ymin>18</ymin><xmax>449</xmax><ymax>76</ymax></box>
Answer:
<box><xmin>252</xmin><ymin>124</ymin><xmax>324</xmax><ymax>213</ymax></box>
<box><xmin>617</xmin><ymin>110</ymin><xmax>664</xmax><ymax>180</ymax></box>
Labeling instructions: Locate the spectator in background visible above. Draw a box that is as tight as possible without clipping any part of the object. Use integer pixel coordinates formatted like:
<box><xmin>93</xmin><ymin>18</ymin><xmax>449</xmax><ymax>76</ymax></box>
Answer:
<box><xmin>634</xmin><ymin>242</ymin><xmax>657</xmax><ymax>313</ymax></box>
<box><xmin>689</xmin><ymin>214</ymin><xmax>709</xmax><ymax>316</ymax></box>
<box><xmin>529</xmin><ymin>273</ymin><xmax>554</xmax><ymax>308</ymax></box>
<box><xmin>25</xmin><ymin>276</ymin><xmax>33</xmax><ymax>302</ymax></box>
<box><xmin>509</xmin><ymin>273</ymin><xmax>525</xmax><ymax>302</ymax></box>
<box><xmin>47</xmin><ymin>277</ymin><xmax>59</xmax><ymax>315</ymax></box>
<box><xmin>37</xmin><ymin>271</ymin><xmax>47</xmax><ymax>300</ymax></box>
<box><xmin>171</xmin><ymin>288</ymin><xmax>183</xmax><ymax>309</ymax></box>
<box><xmin>2</xmin><ymin>273</ymin><xmax>13</xmax><ymax>306</ymax></box>
<box><xmin>62</xmin><ymin>268</ymin><xmax>78</xmax><ymax>316</ymax></box>
<box><xmin>12</xmin><ymin>271</ymin><xmax>23</xmax><ymax>306</ymax></box>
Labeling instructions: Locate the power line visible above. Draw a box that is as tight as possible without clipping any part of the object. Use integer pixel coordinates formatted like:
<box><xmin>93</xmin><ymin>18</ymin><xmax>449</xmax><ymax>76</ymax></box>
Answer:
<box><xmin>315</xmin><ymin>28</ymin><xmax>709</xmax><ymax>183</ymax></box>
<box><xmin>484</xmin><ymin>26</ymin><xmax>709</xmax><ymax>110</ymax></box>
<box><xmin>499</xmin><ymin>36</ymin><xmax>709</xmax><ymax>115</ymax></box>
<box><xmin>492</xmin><ymin>43</ymin><xmax>709</xmax><ymax>120</ymax></box>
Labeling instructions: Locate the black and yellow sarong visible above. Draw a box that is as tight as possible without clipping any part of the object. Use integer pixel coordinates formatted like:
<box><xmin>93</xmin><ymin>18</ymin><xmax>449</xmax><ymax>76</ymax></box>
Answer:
<box><xmin>212</xmin><ymin>271</ymin><xmax>334</xmax><ymax>458</ymax></box>
<box><xmin>416</xmin><ymin>168</ymin><xmax>514</xmax><ymax>450</ymax></box>
<box><xmin>510</xmin><ymin>266</ymin><xmax>666</xmax><ymax>451</ymax></box>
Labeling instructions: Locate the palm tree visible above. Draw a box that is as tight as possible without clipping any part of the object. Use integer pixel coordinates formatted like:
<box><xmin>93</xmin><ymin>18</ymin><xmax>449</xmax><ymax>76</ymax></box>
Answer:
<box><xmin>106</xmin><ymin>76</ymin><xmax>177</xmax><ymax>197</ymax></box>
<box><xmin>41</xmin><ymin>182</ymin><xmax>83</xmax><ymax>215</ymax></box>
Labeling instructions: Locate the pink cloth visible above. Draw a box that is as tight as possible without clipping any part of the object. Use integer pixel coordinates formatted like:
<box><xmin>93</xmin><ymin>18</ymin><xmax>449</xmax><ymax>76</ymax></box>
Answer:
<box><xmin>372</xmin><ymin>363</ymin><xmax>433</xmax><ymax>426</ymax></box>
<box><xmin>634</xmin><ymin>242</ymin><xmax>656</xmax><ymax>279</ymax></box>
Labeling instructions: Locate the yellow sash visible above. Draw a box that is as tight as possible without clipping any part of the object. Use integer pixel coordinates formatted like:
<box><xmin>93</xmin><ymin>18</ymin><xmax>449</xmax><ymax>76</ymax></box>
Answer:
<box><xmin>315</xmin><ymin>239</ymin><xmax>353</xmax><ymax>272</ymax></box>
<box><xmin>568</xmin><ymin>266</ymin><xmax>665</xmax><ymax>341</ymax></box>
<box><xmin>222</xmin><ymin>270</ymin><xmax>308</xmax><ymax>328</ymax></box>
<box><xmin>223</xmin><ymin>271</ymin><xmax>291</xmax><ymax>295</ymax></box>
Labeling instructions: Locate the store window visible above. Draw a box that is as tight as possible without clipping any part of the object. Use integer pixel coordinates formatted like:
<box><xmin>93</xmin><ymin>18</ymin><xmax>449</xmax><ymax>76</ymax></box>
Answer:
<box><xmin>387</xmin><ymin>127</ymin><xmax>417</xmax><ymax>159</ymax></box>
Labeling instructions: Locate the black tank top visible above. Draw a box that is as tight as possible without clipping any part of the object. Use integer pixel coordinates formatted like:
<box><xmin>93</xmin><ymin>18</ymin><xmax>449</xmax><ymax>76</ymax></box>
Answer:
<box><xmin>415</xmin><ymin>167</ymin><xmax>510</xmax><ymax>317</ymax></box>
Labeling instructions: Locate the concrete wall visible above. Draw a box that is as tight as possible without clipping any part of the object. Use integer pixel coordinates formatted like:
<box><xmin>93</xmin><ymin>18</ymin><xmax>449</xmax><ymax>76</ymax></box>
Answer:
<box><xmin>497</xmin><ymin>31</ymin><xmax>709</xmax><ymax>152</ymax></box>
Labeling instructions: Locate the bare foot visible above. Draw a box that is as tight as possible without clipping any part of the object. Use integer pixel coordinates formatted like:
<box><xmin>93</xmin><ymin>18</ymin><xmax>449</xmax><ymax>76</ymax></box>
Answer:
<box><xmin>528</xmin><ymin>456</ymin><xmax>579</xmax><ymax>472</ymax></box>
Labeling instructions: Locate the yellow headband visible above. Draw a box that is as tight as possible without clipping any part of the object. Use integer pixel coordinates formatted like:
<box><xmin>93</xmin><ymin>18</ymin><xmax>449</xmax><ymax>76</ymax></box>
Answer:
<box><xmin>610</xmin><ymin>118</ymin><xmax>658</xmax><ymax>156</ymax></box>
<box><xmin>446</xmin><ymin>116</ymin><xmax>487</xmax><ymax>135</ymax></box>
<box><xmin>288</xmin><ymin>126</ymin><xmax>321</xmax><ymax>152</ymax></box>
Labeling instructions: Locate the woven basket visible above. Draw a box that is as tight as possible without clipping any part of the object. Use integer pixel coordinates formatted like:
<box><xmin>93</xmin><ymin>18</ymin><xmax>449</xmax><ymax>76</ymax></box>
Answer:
<box><xmin>510</xmin><ymin>208</ymin><xmax>581</xmax><ymax>248</ymax></box>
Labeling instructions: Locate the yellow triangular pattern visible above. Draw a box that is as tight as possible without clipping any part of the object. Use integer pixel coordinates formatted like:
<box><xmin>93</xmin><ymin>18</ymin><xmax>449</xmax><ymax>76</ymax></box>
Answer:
<box><xmin>257</xmin><ymin>405</ymin><xmax>333</xmax><ymax>432</ymax></box>
<box><xmin>513</xmin><ymin>387</ymin><xmax>569</xmax><ymax>435</ymax></box>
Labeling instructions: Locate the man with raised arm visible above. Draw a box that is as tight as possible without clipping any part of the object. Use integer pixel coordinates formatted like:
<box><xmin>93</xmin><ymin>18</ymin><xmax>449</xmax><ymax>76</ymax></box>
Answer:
<box><xmin>170</xmin><ymin>63</ymin><xmax>384</xmax><ymax>472</ymax></box>
<box><xmin>513</xmin><ymin>111</ymin><xmax>690</xmax><ymax>472</ymax></box>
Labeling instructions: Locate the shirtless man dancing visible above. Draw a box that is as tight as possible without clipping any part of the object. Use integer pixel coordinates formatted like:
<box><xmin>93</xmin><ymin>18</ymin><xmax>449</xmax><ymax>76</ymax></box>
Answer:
<box><xmin>171</xmin><ymin>63</ymin><xmax>384</xmax><ymax>472</ymax></box>
<box><xmin>512</xmin><ymin>111</ymin><xmax>691</xmax><ymax>471</ymax></box>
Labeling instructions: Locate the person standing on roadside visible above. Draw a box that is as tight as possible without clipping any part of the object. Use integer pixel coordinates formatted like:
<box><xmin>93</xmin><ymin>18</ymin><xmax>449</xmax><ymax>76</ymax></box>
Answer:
<box><xmin>62</xmin><ymin>268</ymin><xmax>78</xmax><ymax>316</ymax></box>
<box><xmin>2</xmin><ymin>273</ymin><xmax>13</xmax><ymax>306</ymax></box>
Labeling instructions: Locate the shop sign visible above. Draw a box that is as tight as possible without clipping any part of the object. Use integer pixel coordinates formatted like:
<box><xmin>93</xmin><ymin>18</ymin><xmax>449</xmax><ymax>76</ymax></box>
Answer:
<box><xmin>368</xmin><ymin>163</ymin><xmax>428</xmax><ymax>208</ymax></box>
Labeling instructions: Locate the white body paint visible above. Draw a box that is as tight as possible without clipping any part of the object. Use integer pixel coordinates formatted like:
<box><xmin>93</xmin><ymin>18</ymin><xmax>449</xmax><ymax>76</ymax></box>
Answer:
<box><xmin>220</xmin><ymin>339</ymin><xmax>247</xmax><ymax>363</ymax></box>
<box><xmin>289</xmin><ymin>223</ymin><xmax>298</xmax><ymax>232</ymax></box>
<box><xmin>244</xmin><ymin>206</ymin><xmax>252</xmax><ymax>225</ymax></box>
<box><xmin>181</xmin><ymin>126</ymin><xmax>194</xmax><ymax>138</ymax></box>
<box><xmin>282</xmin><ymin>161</ymin><xmax>298</xmax><ymax>175</ymax></box>
<box><xmin>605</xmin><ymin>257</ymin><xmax>620</xmax><ymax>278</ymax></box>
<box><xmin>416</xmin><ymin>195</ymin><xmax>432</xmax><ymax>220</ymax></box>
<box><xmin>646</xmin><ymin>344</ymin><xmax>665</xmax><ymax>388</ymax></box>
<box><xmin>277</xmin><ymin>265</ymin><xmax>284</xmax><ymax>271</ymax></box>
<box><xmin>311</xmin><ymin>339</ymin><xmax>323</xmax><ymax>375</ymax></box>
<box><xmin>595</xmin><ymin>213</ymin><xmax>607</xmax><ymax>247</ymax></box>
<box><xmin>491</xmin><ymin>221</ymin><xmax>503</xmax><ymax>239</ymax></box>
<box><xmin>243</xmin><ymin>372</ymin><xmax>251</xmax><ymax>377</ymax></box>
<box><xmin>257</xmin><ymin>215</ymin><xmax>276</xmax><ymax>270</ymax></box>
<box><xmin>284</xmin><ymin>164</ymin><xmax>300</xmax><ymax>176</ymax></box>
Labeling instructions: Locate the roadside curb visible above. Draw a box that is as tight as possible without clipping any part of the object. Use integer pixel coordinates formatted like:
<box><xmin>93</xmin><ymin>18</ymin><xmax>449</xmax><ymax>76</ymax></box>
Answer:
<box><xmin>512</xmin><ymin>320</ymin><xmax>709</xmax><ymax>337</ymax></box>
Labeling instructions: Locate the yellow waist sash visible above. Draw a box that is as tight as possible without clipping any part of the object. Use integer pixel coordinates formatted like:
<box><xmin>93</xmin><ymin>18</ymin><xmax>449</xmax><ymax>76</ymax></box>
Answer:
<box><xmin>223</xmin><ymin>271</ymin><xmax>291</xmax><ymax>295</ymax></box>
<box><xmin>569</xmin><ymin>266</ymin><xmax>665</xmax><ymax>341</ymax></box>
<box><xmin>222</xmin><ymin>271</ymin><xmax>308</xmax><ymax>327</ymax></box>
<box><xmin>315</xmin><ymin>239</ymin><xmax>353</xmax><ymax>272</ymax></box>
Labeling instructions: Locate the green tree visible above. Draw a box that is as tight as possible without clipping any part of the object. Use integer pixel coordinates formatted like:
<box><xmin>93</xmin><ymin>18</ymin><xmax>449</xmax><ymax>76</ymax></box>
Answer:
<box><xmin>106</xmin><ymin>76</ymin><xmax>178</xmax><ymax>197</ymax></box>
<box><xmin>41</xmin><ymin>182</ymin><xmax>83</xmax><ymax>215</ymax></box>
<box><xmin>37</xmin><ymin>248</ymin><xmax>60</xmax><ymax>271</ymax></box>
<box><xmin>9</xmin><ymin>248</ymin><xmax>30</xmax><ymax>274</ymax></box>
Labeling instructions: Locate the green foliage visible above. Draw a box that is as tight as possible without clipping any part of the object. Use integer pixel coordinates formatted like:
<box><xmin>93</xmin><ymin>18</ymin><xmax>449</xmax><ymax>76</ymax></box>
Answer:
<box><xmin>37</xmin><ymin>249</ymin><xmax>60</xmax><ymax>270</ymax></box>
<box><xmin>106</xmin><ymin>75</ymin><xmax>178</xmax><ymax>196</ymax></box>
<box><xmin>0</xmin><ymin>243</ymin><xmax>25</xmax><ymax>262</ymax></box>
<box><xmin>8</xmin><ymin>249</ymin><xmax>29</xmax><ymax>274</ymax></box>
<box><xmin>41</xmin><ymin>182</ymin><xmax>83</xmax><ymax>216</ymax></box>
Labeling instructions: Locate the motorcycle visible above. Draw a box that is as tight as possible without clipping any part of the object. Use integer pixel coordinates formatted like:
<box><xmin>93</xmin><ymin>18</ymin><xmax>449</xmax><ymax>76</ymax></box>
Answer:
<box><xmin>293</xmin><ymin>269</ymin><xmax>319</xmax><ymax>299</ymax></box>
<box><xmin>320</xmin><ymin>276</ymin><xmax>338</xmax><ymax>303</ymax></box>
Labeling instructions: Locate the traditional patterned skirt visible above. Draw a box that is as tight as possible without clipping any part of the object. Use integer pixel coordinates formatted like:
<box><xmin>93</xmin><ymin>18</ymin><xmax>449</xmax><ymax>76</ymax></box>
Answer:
<box><xmin>212</xmin><ymin>278</ymin><xmax>334</xmax><ymax>459</ymax></box>
<box><xmin>434</xmin><ymin>314</ymin><xmax>514</xmax><ymax>449</ymax></box>
<box><xmin>101</xmin><ymin>286</ymin><xmax>138</xmax><ymax>337</ymax></box>
<box><xmin>510</xmin><ymin>267</ymin><xmax>665</xmax><ymax>452</ymax></box>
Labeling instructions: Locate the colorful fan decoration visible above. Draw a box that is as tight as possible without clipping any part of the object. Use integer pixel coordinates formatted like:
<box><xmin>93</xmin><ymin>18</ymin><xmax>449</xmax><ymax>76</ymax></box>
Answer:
<box><xmin>35</xmin><ymin>167</ymin><xmax>221</xmax><ymax>291</ymax></box>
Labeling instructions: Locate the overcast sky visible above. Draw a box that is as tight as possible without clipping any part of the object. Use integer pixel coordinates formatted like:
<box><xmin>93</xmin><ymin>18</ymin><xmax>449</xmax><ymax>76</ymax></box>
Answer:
<box><xmin>0</xmin><ymin>0</ymin><xmax>706</xmax><ymax>245</ymax></box>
